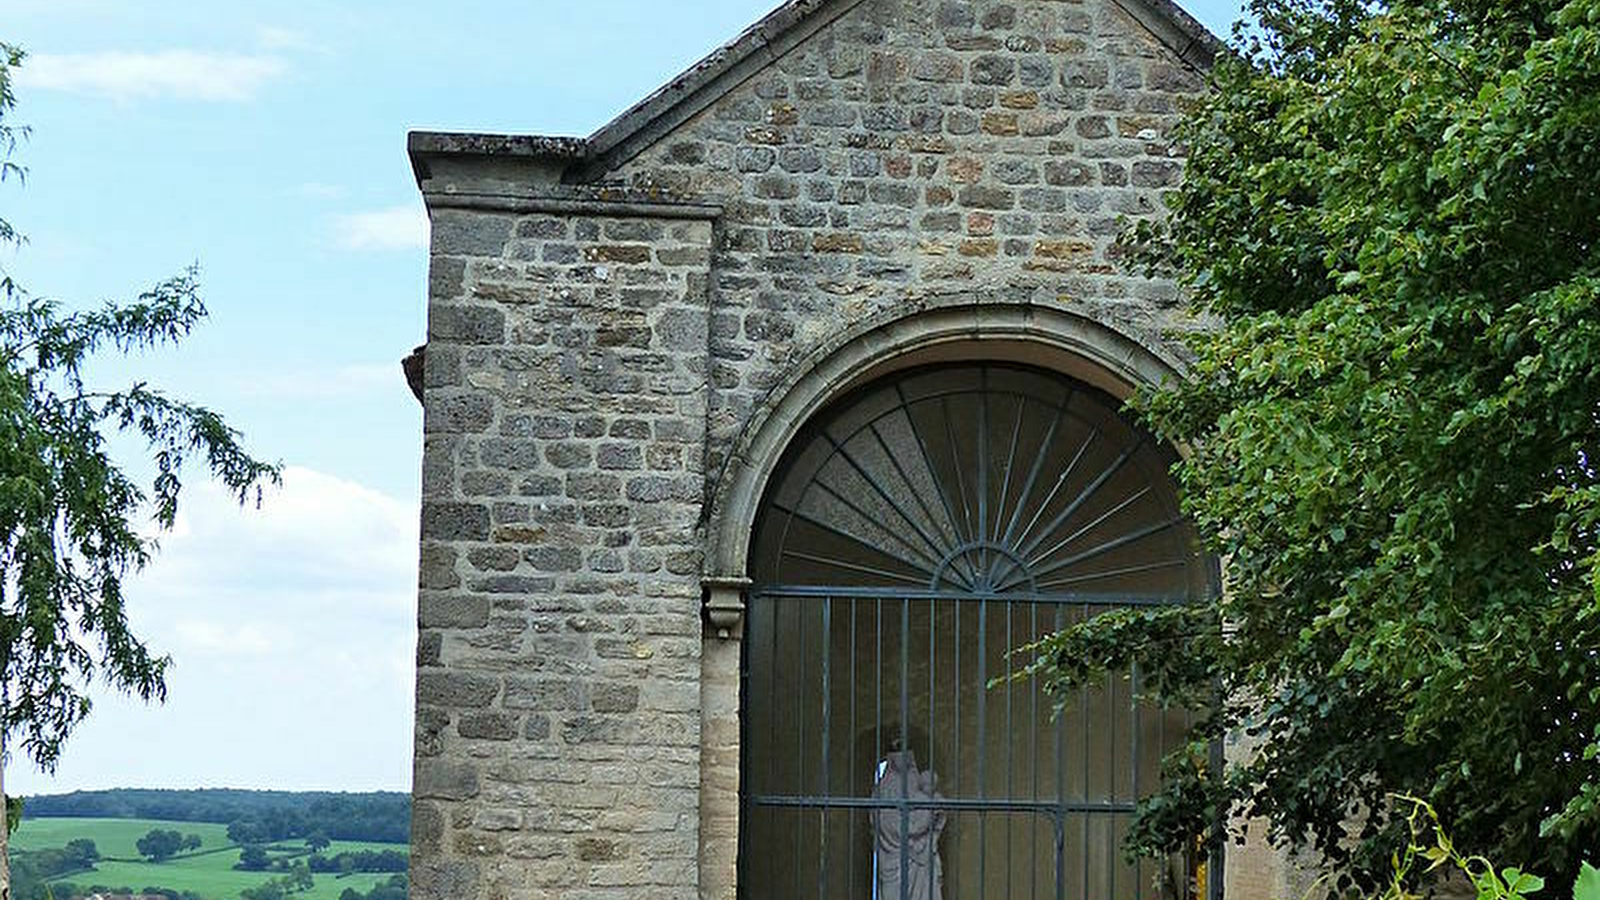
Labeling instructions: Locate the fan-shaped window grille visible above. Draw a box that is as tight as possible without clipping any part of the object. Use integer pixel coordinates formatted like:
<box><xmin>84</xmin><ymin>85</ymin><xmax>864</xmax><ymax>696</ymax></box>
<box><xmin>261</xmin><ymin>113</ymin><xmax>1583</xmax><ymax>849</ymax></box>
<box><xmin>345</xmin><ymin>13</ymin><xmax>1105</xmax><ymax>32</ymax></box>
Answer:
<box><xmin>742</xmin><ymin>363</ymin><xmax>1215</xmax><ymax>900</ymax></box>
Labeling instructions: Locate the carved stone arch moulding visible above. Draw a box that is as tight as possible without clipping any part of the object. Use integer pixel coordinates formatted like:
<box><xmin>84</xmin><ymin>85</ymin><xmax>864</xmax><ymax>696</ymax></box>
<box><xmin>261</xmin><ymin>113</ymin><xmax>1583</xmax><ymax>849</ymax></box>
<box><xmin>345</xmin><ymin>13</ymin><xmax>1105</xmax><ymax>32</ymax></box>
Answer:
<box><xmin>700</xmin><ymin>295</ymin><xmax>1188</xmax><ymax>636</ymax></box>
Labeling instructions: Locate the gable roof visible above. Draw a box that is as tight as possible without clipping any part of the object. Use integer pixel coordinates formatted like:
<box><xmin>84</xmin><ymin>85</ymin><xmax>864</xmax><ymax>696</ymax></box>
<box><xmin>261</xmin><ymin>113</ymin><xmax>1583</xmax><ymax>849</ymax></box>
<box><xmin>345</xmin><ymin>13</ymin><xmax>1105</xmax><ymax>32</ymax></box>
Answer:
<box><xmin>410</xmin><ymin>0</ymin><xmax>1225</xmax><ymax>188</ymax></box>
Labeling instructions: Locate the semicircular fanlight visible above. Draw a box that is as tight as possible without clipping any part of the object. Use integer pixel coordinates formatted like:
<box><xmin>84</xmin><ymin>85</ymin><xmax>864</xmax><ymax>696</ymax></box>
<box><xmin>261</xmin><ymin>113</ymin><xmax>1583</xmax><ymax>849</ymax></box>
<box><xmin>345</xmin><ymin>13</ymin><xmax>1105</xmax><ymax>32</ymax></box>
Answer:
<box><xmin>750</xmin><ymin>363</ymin><xmax>1210</xmax><ymax>600</ymax></box>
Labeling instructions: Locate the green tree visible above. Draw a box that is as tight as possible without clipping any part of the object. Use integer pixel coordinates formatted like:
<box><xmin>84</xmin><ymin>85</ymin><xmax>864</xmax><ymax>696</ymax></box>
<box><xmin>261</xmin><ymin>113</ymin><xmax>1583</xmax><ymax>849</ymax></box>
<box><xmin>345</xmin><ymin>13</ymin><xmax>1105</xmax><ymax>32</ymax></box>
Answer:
<box><xmin>1025</xmin><ymin>0</ymin><xmax>1600</xmax><ymax>888</ymax></box>
<box><xmin>238</xmin><ymin>864</ymin><xmax>312</xmax><ymax>900</ymax></box>
<box><xmin>287</xmin><ymin>862</ymin><xmax>313</xmax><ymax>894</ymax></box>
<box><xmin>135</xmin><ymin>829</ymin><xmax>184</xmax><ymax>863</ymax></box>
<box><xmin>227</xmin><ymin>820</ymin><xmax>265</xmax><ymax>846</ymax></box>
<box><xmin>303</xmin><ymin>831</ymin><xmax>329</xmax><ymax>854</ymax></box>
<box><xmin>62</xmin><ymin>839</ymin><xmax>97</xmax><ymax>868</ymax></box>
<box><xmin>236</xmin><ymin>846</ymin><xmax>270</xmax><ymax>872</ymax></box>
<box><xmin>0</xmin><ymin>40</ymin><xmax>276</xmax><ymax>900</ymax></box>
<box><xmin>239</xmin><ymin>881</ymin><xmax>285</xmax><ymax>900</ymax></box>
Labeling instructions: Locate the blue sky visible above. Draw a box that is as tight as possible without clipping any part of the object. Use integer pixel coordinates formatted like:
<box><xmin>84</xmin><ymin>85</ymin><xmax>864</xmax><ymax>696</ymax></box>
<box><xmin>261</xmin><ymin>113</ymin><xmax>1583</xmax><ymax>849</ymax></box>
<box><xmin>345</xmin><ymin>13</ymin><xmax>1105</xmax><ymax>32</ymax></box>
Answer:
<box><xmin>1</xmin><ymin>0</ymin><xmax>1244</xmax><ymax>795</ymax></box>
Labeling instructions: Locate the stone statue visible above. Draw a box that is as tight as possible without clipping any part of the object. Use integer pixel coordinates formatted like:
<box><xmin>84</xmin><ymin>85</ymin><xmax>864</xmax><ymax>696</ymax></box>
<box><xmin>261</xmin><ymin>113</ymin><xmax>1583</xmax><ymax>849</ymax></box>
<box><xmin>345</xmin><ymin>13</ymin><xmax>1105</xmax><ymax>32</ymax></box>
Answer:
<box><xmin>872</xmin><ymin>749</ymin><xmax>945</xmax><ymax>900</ymax></box>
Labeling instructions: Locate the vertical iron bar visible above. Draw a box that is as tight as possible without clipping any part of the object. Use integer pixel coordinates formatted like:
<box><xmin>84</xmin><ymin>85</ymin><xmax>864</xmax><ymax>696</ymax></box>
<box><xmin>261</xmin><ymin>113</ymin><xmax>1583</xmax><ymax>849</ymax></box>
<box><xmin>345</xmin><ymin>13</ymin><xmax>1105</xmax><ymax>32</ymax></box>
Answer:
<box><xmin>900</xmin><ymin>596</ymin><xmax>911</xmax><ymax>900</ymax></box>
<box><xmin>769</xmin><ymin>594</ymin><xmax>779</xmax><ymax>828</ymax></box>
<box><xmin>820</xmin><ymin>596</ymin><xmax>832</xmax><ymax>900</ymax></box>
<box><xmin>876</xmin><ymin>596</ymin><xmax>883</xmax><ymax>770</ymax></box>
<box><xmin>1081</xmin><ymin>603</ymin><xmax>1090</xmax><ymax>900</ymax></box>
<box><xmin>1159</xmin><ymin>688</ymin><xmax>1168</xmax><ymax>900</ymax></box>
<box><xmin>739</xmin><ymin>595</ymin><xmax>752</xmax><ymax>900</ymax></box>
<box><xmin>1056</xmin><ymin>811</ymin><xmax>1067</xmax><ymax>900</ymax></box>
<box><xmin>850</xmin><ymin>597</ymin><xmax>858</xmax><ymax>900</ymax></box>
<box><xmin>1006</xmin><ymin>601</ymin><xmax>1015</xmax><ymax>900</ymax></box>
<box><xmin>1108</xmin><ymin>665</ymin><xmax>1117</xmax><ymax>900</ymax></box>
<box><xmin>928</xmin><ymin>600</ymin><xmax>937</xmax><ymax>770</ymax></box>
<box><xmin>1032</xmin><ymin>601</ymin><xmax>1041</xmax><ymax>900</ymax></box>
<box><xmin>927</xmin><ymin>599</ymin><xmax>937</xmax><ymax>900</ymax></box>
<box><xmin>796</xmin><ymin>596</ymin><xmax>806</xmax><ymax>892</ymax></box>
<box><xmin>953</xmin><ymin>593</ymin><xmax>962</xmax><ymax>900</ymax></box>
<box><xmin>1130</xmin><ymin>660</ymin><xmax>1140</xmax><ymax>900</ymax></box>
<box><xmin>977</xmin><ymin>596</ymin><xmax>989</xmax><ymax>898</ymax></box>
<box><xmin>876</xmin><ymin>597</ymin><xmax>883</xmax><ymax>900</ymax></box>
<box><xmin>1055</xmin><ymin>602</ymin><xmax>1067</xmax><ymax>900</ymax></box>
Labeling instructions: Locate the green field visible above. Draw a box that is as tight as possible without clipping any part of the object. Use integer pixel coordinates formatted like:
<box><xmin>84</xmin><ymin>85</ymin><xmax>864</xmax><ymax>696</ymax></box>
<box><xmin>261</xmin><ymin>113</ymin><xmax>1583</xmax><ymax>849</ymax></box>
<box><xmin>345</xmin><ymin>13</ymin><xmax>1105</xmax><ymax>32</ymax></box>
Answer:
<box><xmin>11</xmin><ymin>817</ymin><xmax>406</xmax><ymax>900</ymax></box>
<box><xmin>11</xmin><ymin>818</ymin><xmax>232</xmax><ymax>858</ymax></box>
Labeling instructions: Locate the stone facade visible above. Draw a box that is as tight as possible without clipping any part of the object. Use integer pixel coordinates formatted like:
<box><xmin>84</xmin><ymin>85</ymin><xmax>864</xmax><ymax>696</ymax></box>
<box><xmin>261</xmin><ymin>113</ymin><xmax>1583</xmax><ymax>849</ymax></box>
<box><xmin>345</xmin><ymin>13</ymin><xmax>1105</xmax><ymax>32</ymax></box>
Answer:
<box><xmin>403</xmin><ymin>0</ymin><xmax>1271</xmax><ymax>898</ymax></box>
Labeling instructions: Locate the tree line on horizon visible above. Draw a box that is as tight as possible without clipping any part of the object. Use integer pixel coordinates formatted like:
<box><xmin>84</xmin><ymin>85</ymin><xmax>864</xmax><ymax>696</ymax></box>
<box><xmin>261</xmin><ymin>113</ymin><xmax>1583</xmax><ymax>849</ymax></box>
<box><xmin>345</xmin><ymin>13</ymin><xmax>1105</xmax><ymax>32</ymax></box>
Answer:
<box><xmin>22</xmin><ymin>789</ymin><xmax>410</xmax><ymax>844</ymax></box>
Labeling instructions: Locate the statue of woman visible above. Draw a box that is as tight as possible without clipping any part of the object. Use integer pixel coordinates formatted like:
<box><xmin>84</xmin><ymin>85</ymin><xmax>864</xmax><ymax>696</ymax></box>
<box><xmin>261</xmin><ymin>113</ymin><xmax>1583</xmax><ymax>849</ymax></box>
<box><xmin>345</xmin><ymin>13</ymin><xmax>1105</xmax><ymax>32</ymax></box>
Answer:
<box><xmin>872</xmin><ymin>749</ymin><xmax>945</xmax><ymax>900</ymax></box>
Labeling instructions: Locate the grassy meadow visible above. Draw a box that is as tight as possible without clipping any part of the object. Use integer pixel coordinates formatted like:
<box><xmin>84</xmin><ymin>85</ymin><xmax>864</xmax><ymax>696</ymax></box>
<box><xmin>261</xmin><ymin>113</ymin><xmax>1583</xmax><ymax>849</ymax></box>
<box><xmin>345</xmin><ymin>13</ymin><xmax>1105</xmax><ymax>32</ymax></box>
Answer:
<box><xmin>11</xmin><ymin>817</ymin><xmax>406</xmax><ymax>900</ymax></box>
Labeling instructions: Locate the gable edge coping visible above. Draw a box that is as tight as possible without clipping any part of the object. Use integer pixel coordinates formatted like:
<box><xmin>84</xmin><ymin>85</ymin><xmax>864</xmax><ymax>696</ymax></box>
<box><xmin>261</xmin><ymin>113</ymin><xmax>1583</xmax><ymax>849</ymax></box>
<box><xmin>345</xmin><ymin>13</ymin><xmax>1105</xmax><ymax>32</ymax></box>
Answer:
<box><xmin>573</xmin><ymin>0</ymin><xmax>869</xmax><ymax>181</ymax></box>
<box><xmin>408</xmin><ymin>0</ymin><xmax>1226</xmax><ymax>191</ymax></box>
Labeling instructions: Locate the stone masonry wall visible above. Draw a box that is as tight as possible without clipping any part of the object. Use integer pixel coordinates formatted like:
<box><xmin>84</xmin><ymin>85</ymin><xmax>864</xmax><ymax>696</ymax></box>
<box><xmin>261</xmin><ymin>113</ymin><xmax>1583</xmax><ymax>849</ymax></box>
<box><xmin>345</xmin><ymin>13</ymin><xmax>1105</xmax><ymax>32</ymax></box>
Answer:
<box><xmin>605</xmin><ymin>0</ymin><xmax>1207</xmax><ymax>480</ymax></box>
<box><xmin>411</xmin><ymin>0</ymin><xmax>1217</xmax><ymax>897</ymax></box>
<box><xmin>413</xmin><ymin>207</ymin><xmax>714</xmax><ymax>900</ymax></box>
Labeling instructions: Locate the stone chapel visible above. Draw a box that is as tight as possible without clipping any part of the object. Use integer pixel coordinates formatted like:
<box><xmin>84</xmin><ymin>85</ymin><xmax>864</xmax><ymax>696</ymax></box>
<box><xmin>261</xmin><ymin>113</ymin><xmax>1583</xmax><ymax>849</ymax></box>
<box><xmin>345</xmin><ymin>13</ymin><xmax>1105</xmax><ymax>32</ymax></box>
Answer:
<box><xmin>405</xmin><ymin>0</ymin><xmax>1307</xmax><ymax>897</ymax></box>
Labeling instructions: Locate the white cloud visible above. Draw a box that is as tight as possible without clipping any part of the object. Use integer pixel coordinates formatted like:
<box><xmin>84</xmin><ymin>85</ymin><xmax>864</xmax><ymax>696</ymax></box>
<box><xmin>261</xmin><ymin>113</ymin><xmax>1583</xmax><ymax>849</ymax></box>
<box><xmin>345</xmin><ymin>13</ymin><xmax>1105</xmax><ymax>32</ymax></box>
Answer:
<box><xmin>17</xmin><ymin>50</ymin><xmax>287</xmax><ymax>102</ymax></box>
<box><xmin>5</xmin><ymin>466</ymin><xmax>420</xmax><ymax>794</ymax></box>
<box><xmin>333</xmin><ymin>205</ymin><xmax>429</xmax><ymax>251</ymax></box>
<box><xmin>147</xmin><ymin>465</ymin><xmax>417</xmax><ymax>608</ymax></box>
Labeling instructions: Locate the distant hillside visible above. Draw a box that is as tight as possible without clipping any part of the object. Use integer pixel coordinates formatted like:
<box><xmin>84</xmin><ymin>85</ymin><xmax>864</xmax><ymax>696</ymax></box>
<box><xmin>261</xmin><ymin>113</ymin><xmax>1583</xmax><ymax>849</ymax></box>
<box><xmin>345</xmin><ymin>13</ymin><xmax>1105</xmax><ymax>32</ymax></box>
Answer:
<box><xmin>22</xmin><ymin>789</ymin><xmax>409</xmax><ymax>844</ymax></box>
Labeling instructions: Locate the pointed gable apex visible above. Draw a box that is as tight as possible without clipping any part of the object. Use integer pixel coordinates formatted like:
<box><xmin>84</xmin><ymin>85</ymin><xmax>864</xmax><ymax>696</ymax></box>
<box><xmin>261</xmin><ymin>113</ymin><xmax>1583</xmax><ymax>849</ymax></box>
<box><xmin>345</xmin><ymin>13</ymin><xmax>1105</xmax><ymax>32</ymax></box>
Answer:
<box><xmin>410</xmin><ymin>0</ymin><xmax>1224</xmax><ymax>186</ymax></box>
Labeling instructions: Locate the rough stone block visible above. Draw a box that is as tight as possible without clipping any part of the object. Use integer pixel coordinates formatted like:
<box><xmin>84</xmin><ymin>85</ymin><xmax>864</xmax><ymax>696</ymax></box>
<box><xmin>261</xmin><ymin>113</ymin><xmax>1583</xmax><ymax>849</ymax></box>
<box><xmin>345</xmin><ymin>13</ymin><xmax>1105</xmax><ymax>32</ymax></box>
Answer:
<box><xmin>421</xmin><ymin>503</ymin><xmax>490</xmax><ymax>541</ymax></box>
<box><xmin>432</xmin><ymin>211</ymin><xmax>512</xmax><ymax>257</ymax></box>
<box><xmin>419</xmin><ymin>671</ymin><xmax>499</xmax><ymax>708</ymax></box>
<box><xmin>971</xmin><ymin>55</ymin><xmax>1017</xmax><ymax>85</ymax></box>
<box><xmin>428</xmin><ymin>257</ymin><xmax>466</xmax><ymax>301</ymax></box>
<box><xmin>419</xmin><ymin>545</ymin><xmax>460</xmax><ymax>590</ymax></box>
<box><xmin>410</xmin><ymin>859</ymin><xmax>482</xmax><ymax>898</ymax></box>
<box><xmin>419</xmin><ymin>595</ymin><xmax>491</xmax><ymax>629</ymax></box>
<box><xmin>958</xmin><ymin>185</ymin><xmax>1017</xmax><ymax>210</ymax></box>
<box><xmin>430</xmin><ymin>305</ymin><xmax>506</xmax><ymax>345</ymax></box>
<box><xmin>590</xmin><ymin>683</ymin><xmax>641</xmax><ymax>713</ymax></box>
<box><xmin>458</xmin><ymin>712</ymin><xmax>519</xmax><ymax>741</ymax></box>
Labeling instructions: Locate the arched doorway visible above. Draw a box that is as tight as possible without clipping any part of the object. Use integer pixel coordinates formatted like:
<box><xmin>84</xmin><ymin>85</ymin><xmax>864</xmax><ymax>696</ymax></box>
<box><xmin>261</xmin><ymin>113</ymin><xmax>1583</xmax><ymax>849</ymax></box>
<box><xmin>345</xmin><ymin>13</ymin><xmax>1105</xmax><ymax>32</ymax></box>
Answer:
<box><xmin>740</xmin><ymin>362</ymin><xmax>1214</xmax><ymax>900</ymax></box>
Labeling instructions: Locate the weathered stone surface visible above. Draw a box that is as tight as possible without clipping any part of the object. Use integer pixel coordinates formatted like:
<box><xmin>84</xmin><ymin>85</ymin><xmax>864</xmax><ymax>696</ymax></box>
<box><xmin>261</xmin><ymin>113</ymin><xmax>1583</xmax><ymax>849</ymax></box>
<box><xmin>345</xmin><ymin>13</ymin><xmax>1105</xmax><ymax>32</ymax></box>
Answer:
<box><xmin>431</xmin><ymin>211</ymin><xmax>512</xmax><ymax>257</ymax></box>
<box><xmin>429</xmin><ymin>305</ymin><xmax>505</xmax><ymax>345</ymax></box>
<box><xmin>419</xmin><ymin>671</ymin><xmax>498</xmax><ymax>708</ymax></box>
<box><xmin>408</xmin><ymin>0</ymin><xmax>1212</xmax><ymax>897</ymax></box>
<box><xmin>458</xmin><ymin>711</ymin><xmax>519</xmax><ymax>741</ymax></box>
<box><xmin>418</xmin><ymin>594</ymin><xmax>489</xmax><ymax>629</ymax></box>
<box><xmin>415</xmin><ymin>760</ymin><xmax>482</xmax><ymax>801</ymax></box>
<box><xmin>421</xmin><ymin>503</ymin><xmax>489</xmax><ymax>541</ymax></box>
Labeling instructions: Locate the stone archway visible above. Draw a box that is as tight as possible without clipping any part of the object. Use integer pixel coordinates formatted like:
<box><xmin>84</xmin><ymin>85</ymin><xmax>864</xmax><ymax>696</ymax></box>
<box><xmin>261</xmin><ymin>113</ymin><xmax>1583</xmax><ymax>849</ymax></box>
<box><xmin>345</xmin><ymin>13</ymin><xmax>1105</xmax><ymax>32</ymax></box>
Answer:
<box><xmin>696</xmin><ymin>297</ymin><xmax>1193</xmax><ymax>900</ymax></box>
<box><xmin>704</xmin><ymin>296</ymin><xmax>1188</xmax><ymax>591</ymax></box>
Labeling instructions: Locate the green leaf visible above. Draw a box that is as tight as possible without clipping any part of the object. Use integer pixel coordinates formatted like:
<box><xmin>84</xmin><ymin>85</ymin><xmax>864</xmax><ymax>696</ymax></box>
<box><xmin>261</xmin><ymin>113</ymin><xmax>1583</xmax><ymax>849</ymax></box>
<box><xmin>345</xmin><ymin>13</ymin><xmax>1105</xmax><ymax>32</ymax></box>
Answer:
<box><xmin>1574</xmin><ymin>862</ymin><xmax>1600</xmax><ymax>900</ymax></box>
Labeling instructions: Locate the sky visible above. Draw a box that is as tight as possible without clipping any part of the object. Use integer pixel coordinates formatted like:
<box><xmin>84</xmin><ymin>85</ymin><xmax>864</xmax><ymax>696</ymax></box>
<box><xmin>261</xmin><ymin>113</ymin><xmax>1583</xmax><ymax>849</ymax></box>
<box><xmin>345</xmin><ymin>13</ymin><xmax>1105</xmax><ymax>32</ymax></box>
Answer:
<box><xmin>0</xmin><ymin>0</ymin><xmax>1245</xmax><ymax>796</ymax></box>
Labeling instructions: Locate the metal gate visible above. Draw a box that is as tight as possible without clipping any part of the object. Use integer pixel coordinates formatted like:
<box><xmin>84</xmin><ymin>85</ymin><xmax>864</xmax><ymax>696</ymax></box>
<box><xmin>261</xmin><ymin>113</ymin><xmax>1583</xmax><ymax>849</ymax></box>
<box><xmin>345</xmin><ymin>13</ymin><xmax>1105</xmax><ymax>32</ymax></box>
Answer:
<box><xmin>740</xmin><ymin>364</ymin><xmax>1216</xmax><ymax>900</ymax></box>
